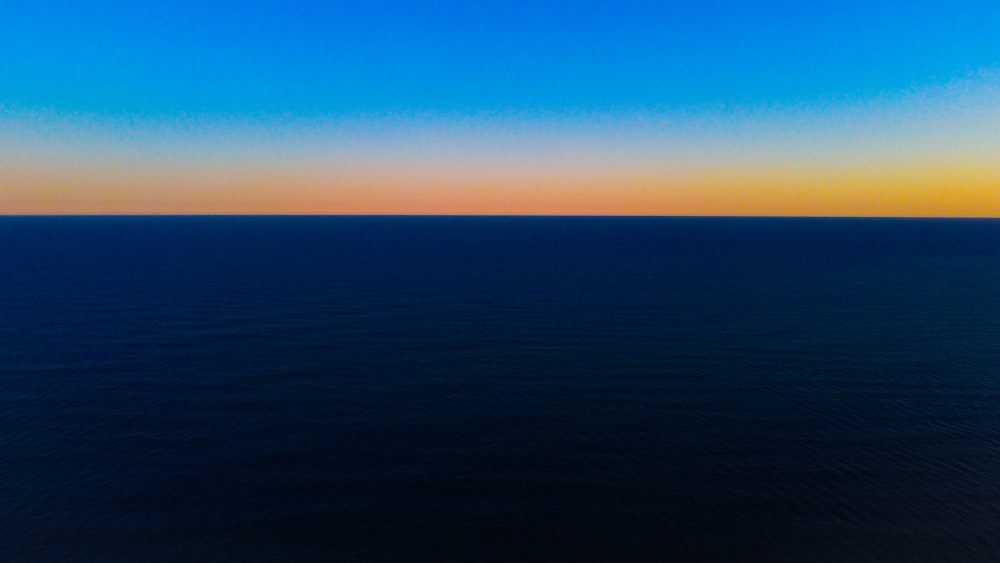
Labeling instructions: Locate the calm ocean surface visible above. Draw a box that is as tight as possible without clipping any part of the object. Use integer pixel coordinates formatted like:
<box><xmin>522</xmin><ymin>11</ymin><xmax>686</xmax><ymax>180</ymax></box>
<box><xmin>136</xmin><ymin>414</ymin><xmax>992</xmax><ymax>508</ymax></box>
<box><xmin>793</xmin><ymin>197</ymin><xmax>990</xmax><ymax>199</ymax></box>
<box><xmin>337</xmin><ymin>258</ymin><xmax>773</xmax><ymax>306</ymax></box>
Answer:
<box><xmin>2</xmin><ymin>216</ymin><xmax>1000</xmax><ymax>561</ymax></box>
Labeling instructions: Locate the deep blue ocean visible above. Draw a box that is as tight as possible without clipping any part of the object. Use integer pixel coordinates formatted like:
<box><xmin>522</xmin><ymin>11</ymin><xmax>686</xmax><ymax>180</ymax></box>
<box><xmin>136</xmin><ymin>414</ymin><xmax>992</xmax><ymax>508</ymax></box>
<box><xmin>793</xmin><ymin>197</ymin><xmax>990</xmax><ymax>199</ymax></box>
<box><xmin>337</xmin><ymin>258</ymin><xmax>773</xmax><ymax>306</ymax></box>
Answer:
<box><xmin>2</xmin><ymin>217</ymin><xmax>1000</xmax><ymax>561</ymax></box>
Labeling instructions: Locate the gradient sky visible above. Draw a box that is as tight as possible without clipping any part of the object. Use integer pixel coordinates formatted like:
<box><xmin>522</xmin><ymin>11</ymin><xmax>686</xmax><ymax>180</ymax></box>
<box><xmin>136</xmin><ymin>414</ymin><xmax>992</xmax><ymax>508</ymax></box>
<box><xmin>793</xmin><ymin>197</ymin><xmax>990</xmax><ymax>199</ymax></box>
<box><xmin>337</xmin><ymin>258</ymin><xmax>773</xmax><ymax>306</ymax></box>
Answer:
<box><xmin>2</xmin><ymin>1</ymin><xmax>999</xmax><ymax>215</ymax></box>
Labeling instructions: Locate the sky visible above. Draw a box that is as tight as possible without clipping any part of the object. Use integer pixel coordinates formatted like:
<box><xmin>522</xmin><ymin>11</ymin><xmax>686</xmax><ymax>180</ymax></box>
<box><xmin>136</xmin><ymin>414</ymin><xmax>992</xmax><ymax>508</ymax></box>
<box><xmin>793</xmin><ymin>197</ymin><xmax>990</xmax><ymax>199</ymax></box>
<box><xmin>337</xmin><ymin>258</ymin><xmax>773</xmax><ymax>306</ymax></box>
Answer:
<box><xmin>2</xmin><ymin>1</ymin><xmax>999</xmax><ymax>216</ymax></box>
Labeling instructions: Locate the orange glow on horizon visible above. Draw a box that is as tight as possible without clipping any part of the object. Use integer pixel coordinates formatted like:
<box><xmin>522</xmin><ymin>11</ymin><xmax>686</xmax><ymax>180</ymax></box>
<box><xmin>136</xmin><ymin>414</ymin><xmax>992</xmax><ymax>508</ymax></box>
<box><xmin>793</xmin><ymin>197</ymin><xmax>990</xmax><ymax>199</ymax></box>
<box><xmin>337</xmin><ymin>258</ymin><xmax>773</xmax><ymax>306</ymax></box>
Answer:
<box><xmin>3</xmin><ymin>156</ymin><xmax>998</xmax><ymax>217</ymax></box>
<box><xmin>4</xmin><ymin>70</ymin><xmax>999</xmax><ymax>217</ymax></box>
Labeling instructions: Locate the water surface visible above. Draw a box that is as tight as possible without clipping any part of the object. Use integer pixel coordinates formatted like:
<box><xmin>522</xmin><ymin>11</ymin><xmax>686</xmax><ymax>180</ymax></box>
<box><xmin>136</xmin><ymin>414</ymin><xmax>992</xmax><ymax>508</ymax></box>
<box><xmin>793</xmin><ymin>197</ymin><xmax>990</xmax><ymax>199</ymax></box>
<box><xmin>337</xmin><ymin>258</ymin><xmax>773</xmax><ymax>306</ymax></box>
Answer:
<box><xmin>3</xmin><ymin>217</ymin><xmax>1000</xmax><ymax>561</ymax></box>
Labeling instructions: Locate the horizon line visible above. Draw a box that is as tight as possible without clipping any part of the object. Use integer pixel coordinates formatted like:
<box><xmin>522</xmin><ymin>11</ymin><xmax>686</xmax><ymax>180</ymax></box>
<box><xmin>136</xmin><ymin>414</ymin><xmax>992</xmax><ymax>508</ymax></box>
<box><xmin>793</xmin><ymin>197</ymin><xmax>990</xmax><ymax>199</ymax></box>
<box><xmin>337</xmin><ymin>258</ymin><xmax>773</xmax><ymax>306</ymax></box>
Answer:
<box><xmin>3</xmin><ymin>214</ymin><xmax>998</xmax><ymax>220</ymax></box>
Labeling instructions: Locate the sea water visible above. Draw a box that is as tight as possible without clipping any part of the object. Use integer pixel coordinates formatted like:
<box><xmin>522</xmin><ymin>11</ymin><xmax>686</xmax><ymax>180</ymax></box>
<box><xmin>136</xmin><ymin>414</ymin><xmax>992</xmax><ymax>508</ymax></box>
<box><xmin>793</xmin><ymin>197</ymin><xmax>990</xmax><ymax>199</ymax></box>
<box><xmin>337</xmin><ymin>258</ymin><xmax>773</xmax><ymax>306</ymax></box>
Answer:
<box><xmin>2</xmin><ymin>216</ymin><xmax>1000</xmax><ymax>561</ymax></box>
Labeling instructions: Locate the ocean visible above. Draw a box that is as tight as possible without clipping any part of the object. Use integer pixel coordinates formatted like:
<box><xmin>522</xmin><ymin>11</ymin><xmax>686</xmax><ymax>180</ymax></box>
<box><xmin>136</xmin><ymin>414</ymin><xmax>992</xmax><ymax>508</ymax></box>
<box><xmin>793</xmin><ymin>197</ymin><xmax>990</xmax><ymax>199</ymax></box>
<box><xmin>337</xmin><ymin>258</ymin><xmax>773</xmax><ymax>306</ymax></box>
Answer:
<box><xmin>2</xmin><ymin>216</ymin><xmax>1000</xmax><ymax>561</ymax></box>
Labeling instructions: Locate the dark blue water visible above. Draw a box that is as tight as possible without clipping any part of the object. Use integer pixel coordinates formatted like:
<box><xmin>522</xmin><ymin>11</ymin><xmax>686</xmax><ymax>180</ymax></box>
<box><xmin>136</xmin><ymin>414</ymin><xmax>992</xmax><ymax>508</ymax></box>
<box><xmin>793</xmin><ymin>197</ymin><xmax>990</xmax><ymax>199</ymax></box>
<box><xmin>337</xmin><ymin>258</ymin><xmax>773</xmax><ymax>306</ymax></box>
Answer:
<box><xmin>3</xmin><ymin>217</ymin><xmax>1000</xmax><ymax>561</ymax></box>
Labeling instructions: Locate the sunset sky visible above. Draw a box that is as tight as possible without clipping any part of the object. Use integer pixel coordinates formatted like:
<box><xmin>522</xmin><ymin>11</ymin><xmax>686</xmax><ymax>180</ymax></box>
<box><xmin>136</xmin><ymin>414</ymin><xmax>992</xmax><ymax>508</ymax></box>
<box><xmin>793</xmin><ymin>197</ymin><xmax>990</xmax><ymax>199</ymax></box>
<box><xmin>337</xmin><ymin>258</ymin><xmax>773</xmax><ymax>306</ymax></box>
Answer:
<box><xmin>2</xmin><ymin>1</ymin><xmax>999</xmax><ymax>216</ymax></box>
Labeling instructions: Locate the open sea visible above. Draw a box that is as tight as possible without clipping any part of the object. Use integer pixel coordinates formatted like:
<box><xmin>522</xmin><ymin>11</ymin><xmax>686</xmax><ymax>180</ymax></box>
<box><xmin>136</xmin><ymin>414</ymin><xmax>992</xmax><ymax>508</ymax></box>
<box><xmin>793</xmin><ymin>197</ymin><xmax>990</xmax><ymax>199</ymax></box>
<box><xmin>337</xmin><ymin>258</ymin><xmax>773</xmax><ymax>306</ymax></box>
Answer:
<box><xmin>2</xmin><ymin>216</ymin><xmax>1000</xmax><ymax>561</ymax></box>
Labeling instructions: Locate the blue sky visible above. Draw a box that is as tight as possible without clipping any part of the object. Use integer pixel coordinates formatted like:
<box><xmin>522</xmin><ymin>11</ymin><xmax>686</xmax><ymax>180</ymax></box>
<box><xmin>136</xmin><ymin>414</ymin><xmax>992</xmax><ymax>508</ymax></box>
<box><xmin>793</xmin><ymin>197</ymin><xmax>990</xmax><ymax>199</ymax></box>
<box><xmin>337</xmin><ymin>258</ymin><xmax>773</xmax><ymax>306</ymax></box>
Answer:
<box><xmin>4</xmin><ymin>1</ymin><xmax>998</xmax><ymax>117</ymax></box>
<box><xmin>2</xmin><ymin>1</ymin><xmax>999</xmax><ymax>216</ymax></box>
